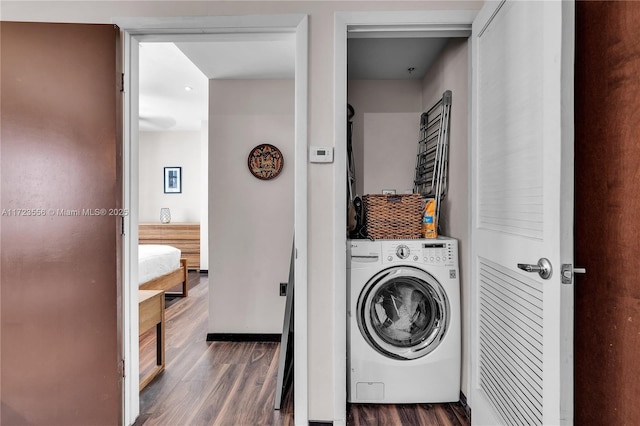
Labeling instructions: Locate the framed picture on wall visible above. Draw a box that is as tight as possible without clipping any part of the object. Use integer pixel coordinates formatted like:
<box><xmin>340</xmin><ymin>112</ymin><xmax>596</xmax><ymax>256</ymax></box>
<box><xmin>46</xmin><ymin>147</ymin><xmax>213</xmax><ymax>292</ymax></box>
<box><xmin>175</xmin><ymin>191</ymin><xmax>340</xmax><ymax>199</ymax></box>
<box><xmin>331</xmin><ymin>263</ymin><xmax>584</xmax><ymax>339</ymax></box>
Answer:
<box><xmin>164</xmin><ymin>166</ymin><xmax>182</xmax><ymax>194</ymax></box>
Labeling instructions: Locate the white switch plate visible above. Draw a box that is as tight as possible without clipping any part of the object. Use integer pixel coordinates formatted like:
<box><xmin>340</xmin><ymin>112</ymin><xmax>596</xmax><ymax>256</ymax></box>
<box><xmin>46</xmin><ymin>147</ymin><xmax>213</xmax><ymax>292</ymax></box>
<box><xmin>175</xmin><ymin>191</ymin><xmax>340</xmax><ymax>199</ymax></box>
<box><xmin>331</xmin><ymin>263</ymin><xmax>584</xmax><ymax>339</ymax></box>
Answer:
<box><xmin>310</xmin><ymin>146</ymin><xmax>333</xmax><ymax>163</ymax></box>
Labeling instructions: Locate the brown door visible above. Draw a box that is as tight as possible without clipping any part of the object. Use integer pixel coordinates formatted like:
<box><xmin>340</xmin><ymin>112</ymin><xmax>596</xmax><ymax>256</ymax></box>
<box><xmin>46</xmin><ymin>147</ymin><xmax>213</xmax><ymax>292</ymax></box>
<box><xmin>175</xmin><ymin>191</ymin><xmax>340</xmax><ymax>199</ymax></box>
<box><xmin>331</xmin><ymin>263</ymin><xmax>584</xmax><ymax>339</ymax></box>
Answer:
<box><xmin>1</xmin><ymin>22</ymin><xmax>122</xmax><ymax>425</ymax></box>
<box><xmin>575</xmin><ymin>2</ymin><xmax>640</xmax><ymax>424</ymax></box>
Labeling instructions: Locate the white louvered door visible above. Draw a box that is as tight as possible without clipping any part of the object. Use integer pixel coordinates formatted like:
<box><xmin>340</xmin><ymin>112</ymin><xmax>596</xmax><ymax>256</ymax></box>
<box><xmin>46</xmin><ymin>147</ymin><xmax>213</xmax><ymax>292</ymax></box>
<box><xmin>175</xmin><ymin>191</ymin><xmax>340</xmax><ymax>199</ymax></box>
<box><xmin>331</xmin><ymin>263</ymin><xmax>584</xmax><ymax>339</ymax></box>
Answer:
<box><xmin>470</xmin><ymin>1</ymin><xmax>575</xmax><ymax>425</ymax></box>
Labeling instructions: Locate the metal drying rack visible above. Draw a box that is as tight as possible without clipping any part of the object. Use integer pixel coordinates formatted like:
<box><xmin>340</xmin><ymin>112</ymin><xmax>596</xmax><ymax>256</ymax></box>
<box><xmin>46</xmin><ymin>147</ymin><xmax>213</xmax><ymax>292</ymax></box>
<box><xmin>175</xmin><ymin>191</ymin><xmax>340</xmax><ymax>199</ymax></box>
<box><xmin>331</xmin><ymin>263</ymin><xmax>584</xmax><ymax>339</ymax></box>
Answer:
<box><xmin>414</xmin><ymin>90</ymin><xmax>452</xmax><ymax>226</ymax></box>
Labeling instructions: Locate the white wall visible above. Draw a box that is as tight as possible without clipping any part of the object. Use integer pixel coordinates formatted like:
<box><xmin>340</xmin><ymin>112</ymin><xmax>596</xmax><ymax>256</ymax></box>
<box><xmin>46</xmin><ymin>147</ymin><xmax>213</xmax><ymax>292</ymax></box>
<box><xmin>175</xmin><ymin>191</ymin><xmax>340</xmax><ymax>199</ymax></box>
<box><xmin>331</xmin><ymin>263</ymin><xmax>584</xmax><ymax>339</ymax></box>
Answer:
<box><xmin>139</xmin><ymin>131</ymin><xmax>201</xmax><ymax>223</ymax></box>
<box><xmin>421</xmin><ymin>37</ymin><xmax>470</xmax><ymax>396</ymax></box>
<box><xmin>208</xmin><ymin>79</ymin><xmax>294</xmax><ymax>334</ymax></box>
<box><xmin>3</xmin><ymin>1</ymin><xmax>482</xmax><ymax>420</ymax></box>
<box><xmin>362</xmin><ymin>112</ymin><xmax>420</xmax><ymax>195</ymax></box>
<box><xmin>347</xmin><ymin>80</ymin><xmax>422</xmax><ymax>197</ymax></box>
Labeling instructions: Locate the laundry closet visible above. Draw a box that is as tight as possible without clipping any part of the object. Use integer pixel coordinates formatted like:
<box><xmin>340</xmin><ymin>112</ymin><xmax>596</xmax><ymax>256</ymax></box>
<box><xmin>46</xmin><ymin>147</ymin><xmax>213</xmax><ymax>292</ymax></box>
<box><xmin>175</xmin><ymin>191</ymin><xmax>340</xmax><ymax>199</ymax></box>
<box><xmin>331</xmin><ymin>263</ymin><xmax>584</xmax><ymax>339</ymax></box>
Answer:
<box><xmin>346</xmin><ymin>36</ymin><xmax>469</xmax><ymax>235</ymax></box>
<box><xmin>345</xmin><ymin>34</ymin><xmax>472</xmax><ymax>401</ymax></box>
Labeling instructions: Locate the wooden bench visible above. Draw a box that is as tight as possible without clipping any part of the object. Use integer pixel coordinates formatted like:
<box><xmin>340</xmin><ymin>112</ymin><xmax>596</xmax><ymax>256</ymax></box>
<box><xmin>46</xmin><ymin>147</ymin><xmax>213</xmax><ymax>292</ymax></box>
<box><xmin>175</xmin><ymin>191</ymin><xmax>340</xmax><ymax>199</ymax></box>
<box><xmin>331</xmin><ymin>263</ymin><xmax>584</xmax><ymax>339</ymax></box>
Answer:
<box><xmin>139</xmin><ymin>289</ymin><xmax>165</xmax><ymax>390</ymax></box>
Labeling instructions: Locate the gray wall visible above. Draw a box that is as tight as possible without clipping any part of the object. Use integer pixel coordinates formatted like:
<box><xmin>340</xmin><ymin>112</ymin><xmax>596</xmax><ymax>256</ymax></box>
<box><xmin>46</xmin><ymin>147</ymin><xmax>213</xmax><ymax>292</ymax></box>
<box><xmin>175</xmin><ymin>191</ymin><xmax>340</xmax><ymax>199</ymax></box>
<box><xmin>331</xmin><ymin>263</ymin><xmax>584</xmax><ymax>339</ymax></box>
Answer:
<box><xmin>208</xmin><ymin>79</ymin><xmax>294</xmax><ymax>333</ymax></box>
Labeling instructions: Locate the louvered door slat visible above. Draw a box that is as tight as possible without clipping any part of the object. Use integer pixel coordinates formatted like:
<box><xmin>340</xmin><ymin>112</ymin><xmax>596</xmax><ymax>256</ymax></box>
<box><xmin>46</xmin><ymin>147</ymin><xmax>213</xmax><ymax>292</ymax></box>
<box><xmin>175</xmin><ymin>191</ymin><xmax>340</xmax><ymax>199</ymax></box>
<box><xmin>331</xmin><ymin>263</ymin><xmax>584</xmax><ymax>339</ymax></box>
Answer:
<box><xmin>479</xmin><ymin>257</ymin><xmax>544</xmax><ymax>426</ymax></box>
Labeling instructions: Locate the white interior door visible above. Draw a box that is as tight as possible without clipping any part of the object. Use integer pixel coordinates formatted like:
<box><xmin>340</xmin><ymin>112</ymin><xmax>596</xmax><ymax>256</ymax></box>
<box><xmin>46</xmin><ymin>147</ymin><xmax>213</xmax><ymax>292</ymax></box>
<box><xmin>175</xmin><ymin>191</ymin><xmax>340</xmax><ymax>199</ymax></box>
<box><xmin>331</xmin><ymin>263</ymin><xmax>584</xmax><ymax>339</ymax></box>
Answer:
<box><xmin>470</xmin><ymin>1</ymin><xmax>575</xmax><ymax>425</ymax></box>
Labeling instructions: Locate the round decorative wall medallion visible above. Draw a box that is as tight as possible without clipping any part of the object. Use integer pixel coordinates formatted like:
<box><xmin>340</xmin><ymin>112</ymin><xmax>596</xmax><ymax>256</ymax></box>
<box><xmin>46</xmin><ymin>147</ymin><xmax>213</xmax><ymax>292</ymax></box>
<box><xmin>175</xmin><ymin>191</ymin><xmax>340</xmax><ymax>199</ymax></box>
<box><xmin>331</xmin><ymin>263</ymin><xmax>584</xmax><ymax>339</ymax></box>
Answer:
<box><xmin>247</xmin><ymin>144</ymin><xmax>284</xmax><ymax>180</ymax></box>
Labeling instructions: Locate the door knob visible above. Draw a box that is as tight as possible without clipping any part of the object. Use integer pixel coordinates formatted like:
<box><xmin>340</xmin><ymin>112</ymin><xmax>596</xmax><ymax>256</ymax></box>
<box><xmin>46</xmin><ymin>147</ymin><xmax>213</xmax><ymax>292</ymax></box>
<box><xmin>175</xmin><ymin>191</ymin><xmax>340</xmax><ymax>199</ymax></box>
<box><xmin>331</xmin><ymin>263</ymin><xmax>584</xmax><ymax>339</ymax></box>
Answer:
<box><xmin>517</xmin><ymin>258</ymin><xmax>552</xmax><ymax>280</ymax></box>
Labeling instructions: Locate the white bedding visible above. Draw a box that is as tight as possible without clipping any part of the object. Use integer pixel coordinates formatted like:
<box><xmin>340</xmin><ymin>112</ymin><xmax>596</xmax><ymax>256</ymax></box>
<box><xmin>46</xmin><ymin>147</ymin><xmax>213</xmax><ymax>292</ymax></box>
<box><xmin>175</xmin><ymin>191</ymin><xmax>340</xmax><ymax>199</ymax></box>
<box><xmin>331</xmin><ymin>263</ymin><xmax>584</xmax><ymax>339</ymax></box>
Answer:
<box><xmin>138</xmin><ymin>244</ymin><xmax>181</xmax><ymax>285</ymax></box>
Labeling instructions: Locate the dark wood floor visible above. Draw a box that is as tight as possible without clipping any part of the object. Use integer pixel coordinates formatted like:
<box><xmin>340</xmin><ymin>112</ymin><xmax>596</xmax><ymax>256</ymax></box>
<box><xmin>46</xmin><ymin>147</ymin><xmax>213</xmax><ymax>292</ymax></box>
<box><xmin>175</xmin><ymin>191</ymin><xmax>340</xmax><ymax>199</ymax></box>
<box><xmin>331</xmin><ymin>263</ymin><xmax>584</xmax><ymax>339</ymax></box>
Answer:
<box><xmin>348</xmin><ymin>403</ymin><xmax>468</xmax><ymax>426</ymax></box>
<box><xmin>136</xmin><ymin>272</ymin><xmax>293</xmax><ymax>426</ymax></box>
<box><xmin>135</xmin><ymin>273</ymin><xmax>469</xmax><ymax>426</ymax></box>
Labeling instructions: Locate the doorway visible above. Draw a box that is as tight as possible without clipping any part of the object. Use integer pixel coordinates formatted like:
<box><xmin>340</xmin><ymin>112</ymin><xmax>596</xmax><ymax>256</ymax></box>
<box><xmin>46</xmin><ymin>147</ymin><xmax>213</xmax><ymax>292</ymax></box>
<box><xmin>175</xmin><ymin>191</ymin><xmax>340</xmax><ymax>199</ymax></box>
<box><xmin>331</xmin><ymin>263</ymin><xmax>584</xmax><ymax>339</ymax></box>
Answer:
<box><xmin>339</xmin><ymin>4</ymin><xmax>577</xmax><ymax>425</ymax></box>
<box><xmin>116</xmin><ymin>15</ymin><xmax>309</xmax><ymax>426</ymax></box>
<box><xmin>334</xmin><ymin>10</ymin><xmax>476</xmax><ymax>423</ymax></box>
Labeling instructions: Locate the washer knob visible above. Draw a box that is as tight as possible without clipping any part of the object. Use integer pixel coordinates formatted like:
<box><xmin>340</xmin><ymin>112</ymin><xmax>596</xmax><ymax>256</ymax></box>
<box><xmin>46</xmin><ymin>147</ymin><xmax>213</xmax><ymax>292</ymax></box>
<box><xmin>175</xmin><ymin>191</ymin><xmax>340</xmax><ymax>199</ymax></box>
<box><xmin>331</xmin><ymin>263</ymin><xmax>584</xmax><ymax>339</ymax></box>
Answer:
<box><xmin>387</xmin><ymin>256</ymin><xmax>393</xmax><ymax>261</ymax></box>
<box><xmin>396</xmin><ymin>244</ymin><xmax>410</xmax><ymax>259</ymax></box>
<box><xmin>413</xmin><ymin>255</ymin><xmax>419</xmax><ymax>261</ymax></box>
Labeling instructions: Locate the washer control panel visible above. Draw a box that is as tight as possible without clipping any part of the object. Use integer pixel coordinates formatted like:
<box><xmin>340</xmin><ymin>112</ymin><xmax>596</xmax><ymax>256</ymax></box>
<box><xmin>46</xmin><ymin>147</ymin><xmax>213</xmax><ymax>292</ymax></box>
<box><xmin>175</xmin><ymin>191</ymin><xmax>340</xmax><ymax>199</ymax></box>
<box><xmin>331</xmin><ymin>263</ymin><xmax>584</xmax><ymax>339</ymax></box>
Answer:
<box><xmin>381</xmin><ymin>240</ymin><xmax>454</xmax><ymax>266</ymax></box>
<box><xmin>422</xmin><ymin>242</ymin><xmax>453</xmax><ymax>265</ymax></box>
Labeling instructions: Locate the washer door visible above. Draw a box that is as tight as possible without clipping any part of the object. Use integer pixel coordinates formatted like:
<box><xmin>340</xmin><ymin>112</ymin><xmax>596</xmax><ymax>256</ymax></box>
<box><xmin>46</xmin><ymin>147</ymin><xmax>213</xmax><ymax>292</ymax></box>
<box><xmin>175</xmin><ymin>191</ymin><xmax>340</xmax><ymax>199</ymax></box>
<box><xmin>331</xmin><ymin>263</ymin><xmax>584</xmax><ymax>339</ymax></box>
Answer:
<box><xmin>357</xmin><ymin>265</ymin><xmax>450</xmax><ymax>360</ymax></box>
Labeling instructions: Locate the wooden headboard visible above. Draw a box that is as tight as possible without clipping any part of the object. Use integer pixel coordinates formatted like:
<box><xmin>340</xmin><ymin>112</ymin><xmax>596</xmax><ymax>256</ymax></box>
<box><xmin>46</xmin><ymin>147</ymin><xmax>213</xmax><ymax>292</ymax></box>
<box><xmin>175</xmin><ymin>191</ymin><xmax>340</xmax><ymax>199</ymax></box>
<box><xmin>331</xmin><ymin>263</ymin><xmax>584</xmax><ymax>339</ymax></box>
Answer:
<box><xmin>139</xmin><ymin>222</ymin><xmax>200</xmax><ymax>271</ymax></box>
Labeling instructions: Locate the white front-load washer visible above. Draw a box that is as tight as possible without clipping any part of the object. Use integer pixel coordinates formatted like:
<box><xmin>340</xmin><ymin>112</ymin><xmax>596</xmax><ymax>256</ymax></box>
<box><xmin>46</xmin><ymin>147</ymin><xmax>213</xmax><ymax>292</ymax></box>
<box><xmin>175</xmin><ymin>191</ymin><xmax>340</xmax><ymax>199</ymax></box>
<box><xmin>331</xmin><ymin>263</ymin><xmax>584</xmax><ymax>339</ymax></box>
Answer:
<box><xmin>347</xmin><ymin>237</ymin><xmax>461</xmax><ymax>403</ymax></box>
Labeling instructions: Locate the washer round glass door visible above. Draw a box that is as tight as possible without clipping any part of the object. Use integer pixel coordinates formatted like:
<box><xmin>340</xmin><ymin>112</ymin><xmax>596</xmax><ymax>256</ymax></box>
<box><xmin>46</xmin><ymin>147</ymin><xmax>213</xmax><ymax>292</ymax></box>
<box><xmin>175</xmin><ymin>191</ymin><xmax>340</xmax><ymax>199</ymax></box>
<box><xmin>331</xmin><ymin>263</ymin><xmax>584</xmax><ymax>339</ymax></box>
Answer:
<box><xmin>357</xmin><ymin>265</ymin><xmax>450</xmax><ymax>360</ymax></box>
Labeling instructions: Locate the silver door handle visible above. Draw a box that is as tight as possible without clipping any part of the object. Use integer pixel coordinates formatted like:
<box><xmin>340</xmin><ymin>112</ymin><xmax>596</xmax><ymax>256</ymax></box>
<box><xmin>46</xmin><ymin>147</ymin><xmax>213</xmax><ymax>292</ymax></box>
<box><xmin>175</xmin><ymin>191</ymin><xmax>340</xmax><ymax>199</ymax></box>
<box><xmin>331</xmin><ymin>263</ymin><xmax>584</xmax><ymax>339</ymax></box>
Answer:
<box><xmin>517</xmin><ymin>258</ymin><xmax>552</xmax><ymax>280</ymax></box>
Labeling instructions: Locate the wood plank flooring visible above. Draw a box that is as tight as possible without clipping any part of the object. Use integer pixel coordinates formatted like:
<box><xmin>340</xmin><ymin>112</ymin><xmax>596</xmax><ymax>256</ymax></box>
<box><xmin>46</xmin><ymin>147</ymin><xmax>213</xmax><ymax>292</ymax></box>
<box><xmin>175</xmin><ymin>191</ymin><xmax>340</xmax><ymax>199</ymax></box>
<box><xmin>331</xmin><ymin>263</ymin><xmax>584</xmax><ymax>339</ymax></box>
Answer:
<box><xmin>135</xmin><ymin>273</ymin><xmax>469</xmax><ymax>426</ymax></box>
<box><xmin>348</xmin><ymin>403</ymin><xmax>469</xmax><ymax>426</ymax></box>
<box><xmin>136</xmin><ymin>273</ymin><xmax>293</xmax><ymax>426</ymax></box>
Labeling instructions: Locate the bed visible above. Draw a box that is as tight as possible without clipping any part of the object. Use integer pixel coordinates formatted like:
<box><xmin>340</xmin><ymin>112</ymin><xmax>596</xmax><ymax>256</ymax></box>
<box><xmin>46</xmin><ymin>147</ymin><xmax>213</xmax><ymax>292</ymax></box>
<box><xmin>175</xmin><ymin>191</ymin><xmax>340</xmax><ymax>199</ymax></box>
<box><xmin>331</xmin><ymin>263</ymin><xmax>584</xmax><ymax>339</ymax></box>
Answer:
<box><xmin>138</xmin><ymin>244</ymin><xmax>188</xmax><ymax>297</ymax></box>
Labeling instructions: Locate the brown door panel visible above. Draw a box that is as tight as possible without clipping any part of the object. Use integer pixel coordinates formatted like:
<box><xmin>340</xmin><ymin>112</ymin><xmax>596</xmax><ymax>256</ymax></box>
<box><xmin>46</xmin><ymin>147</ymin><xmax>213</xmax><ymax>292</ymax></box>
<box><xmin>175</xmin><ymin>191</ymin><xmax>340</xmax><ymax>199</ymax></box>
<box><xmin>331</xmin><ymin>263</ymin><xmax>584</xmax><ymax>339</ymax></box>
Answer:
<box><xmin>1</xmin><ymin>22</ymin><xmax>122</xmax><ymax>425</ymax></box>
<box><xmin>575</xmin><ymin>2</ymin><xmax>640</xmax><ymax>424</ymax></box>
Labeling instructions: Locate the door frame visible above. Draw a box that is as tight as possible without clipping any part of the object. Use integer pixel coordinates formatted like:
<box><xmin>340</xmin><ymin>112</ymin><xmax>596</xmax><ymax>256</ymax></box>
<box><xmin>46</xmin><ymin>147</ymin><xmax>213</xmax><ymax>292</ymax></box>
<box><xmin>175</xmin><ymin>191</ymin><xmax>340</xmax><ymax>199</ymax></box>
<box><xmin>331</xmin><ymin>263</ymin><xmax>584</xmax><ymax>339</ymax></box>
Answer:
<box><xmin>116</xmin><ymin>15</ymin><xmax>308</xmax><ymax>426</ymax></box>
<box><xmin>333</xmin><ymin>9</ymin><xmax>477</xmax><ymax>424</ymax></box>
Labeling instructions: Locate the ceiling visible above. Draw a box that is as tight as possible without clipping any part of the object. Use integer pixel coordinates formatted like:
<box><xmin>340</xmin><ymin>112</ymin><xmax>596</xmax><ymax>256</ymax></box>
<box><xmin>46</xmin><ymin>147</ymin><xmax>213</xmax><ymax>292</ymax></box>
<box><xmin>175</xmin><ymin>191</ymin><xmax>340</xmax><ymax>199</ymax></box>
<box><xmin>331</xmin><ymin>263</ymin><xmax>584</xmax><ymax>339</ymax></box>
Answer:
<box><xmin>347</xmin><ymin>37</ymin><xmax>449</xmax><ymax>80</ymax></box>
<box><xmin>139</xmin><ymin>43</ymin><xmax>208</xmax><ymax>132</ymax></box>
<box><xmin>138</xmin><ymin>36</ymin><xmax>449</xmax><ymax>132</ymax></box>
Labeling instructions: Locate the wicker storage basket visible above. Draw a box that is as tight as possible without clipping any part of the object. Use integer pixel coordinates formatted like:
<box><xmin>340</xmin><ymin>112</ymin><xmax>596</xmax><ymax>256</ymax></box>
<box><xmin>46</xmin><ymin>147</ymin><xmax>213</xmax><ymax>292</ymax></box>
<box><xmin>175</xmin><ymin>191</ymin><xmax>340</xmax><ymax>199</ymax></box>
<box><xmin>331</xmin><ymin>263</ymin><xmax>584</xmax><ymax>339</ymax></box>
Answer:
<box><xmin>363</xmin><ymin>194</ymin><xmax>424</xmax><ymax>239</ymax></box>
